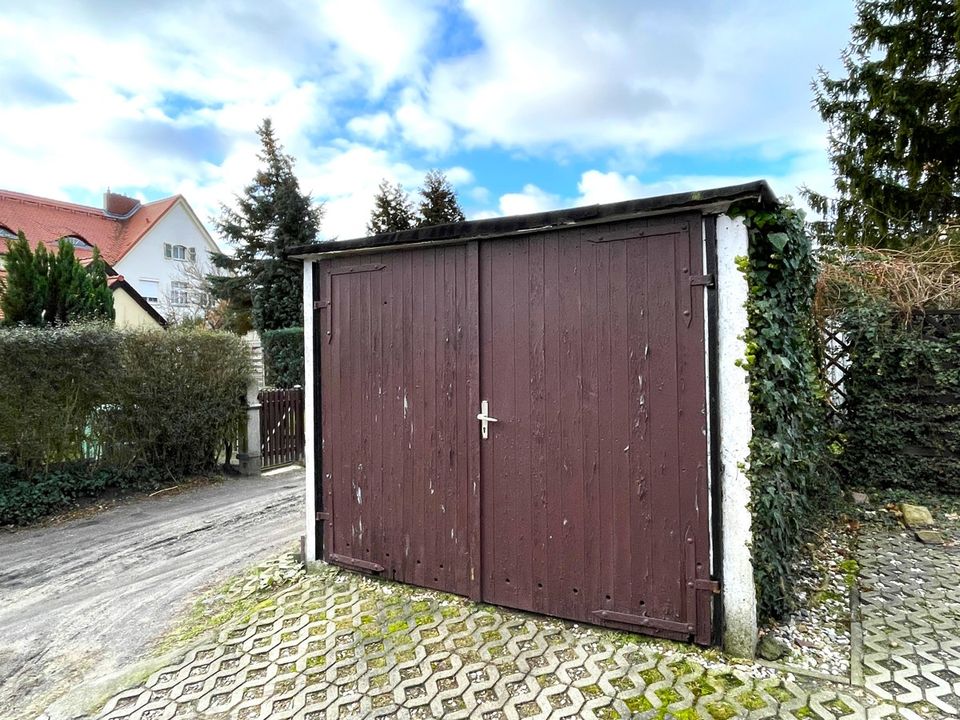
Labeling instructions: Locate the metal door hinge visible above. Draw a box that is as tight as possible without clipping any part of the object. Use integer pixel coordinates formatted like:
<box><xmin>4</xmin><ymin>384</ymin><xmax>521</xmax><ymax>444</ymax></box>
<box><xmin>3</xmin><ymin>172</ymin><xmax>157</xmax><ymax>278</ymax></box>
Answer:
<box><xmin>690</xmin><ymin>274</ymin><xmax>715</xmax><ymax>288</ymax></box>
<box><xmin>692</xmin><ymin>578</ymin><xmax>721</xmax><ymax>594</ymax></box>
<box><xmin>316</xmin><ymin>511</ymin><xmax>330</xmax><ymax>522</ymax></box>
<box><xmin>313</xmin><ymin>300</ymin><xmax>328</xmax><ymax>310</ymax></box>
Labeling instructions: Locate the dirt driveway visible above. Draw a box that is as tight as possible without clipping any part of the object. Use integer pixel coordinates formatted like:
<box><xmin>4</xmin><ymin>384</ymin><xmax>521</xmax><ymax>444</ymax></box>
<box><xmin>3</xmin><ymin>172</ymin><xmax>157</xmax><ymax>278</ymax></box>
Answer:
<box><xmin>0</xmin><ymin>469</ymin><xmax>304</xmax><ymax>720</ymax></box>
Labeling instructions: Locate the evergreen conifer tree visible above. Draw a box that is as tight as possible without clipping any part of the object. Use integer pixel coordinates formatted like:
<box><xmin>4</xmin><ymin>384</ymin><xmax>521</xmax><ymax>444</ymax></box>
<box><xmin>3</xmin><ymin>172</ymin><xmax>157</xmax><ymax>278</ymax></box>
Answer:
<box><xmin>0</xmin><ymin>232</ymin><xmax>44</xmax><ymax>325</ymax></box>
<box><xmin>417</xmin><ymin>170</ymin><xmax>465</xmax><ymax>227</ymax></box>
<box><xmin>0</xmin><ymin>233</ymin><xmax>113</xmax><ymax>325</ymax></box>
<box><xmin>806</xmin><ymin>0</ymin><xmax>960</xmax><ymax>247</ymax></box>
<box><xmin>366</xmin><ymin>180</ymin><xmax>416</xmax><ymax>235</ymax></box>
<box><xmin>210</xmin><ymin>119</ymin><xmax>323</xmax><ymax>332</ymax></box>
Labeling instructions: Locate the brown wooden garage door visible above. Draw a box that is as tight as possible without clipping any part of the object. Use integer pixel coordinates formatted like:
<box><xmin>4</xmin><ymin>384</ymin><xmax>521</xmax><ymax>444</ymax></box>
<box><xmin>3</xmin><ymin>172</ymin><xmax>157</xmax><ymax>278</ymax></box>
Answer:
<box><xmin>317</xmin><ymin>214</ymin><xmax>713</xmax><ymax>643</ymax></box>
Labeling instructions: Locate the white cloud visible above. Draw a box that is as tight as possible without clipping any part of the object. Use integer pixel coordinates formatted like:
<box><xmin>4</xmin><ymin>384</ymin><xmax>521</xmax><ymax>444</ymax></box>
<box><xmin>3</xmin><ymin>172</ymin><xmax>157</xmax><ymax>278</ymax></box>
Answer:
<box><xmin>0</xmin><ymin>0</ymin><xmax>852</xmax><ymax>240</ymax></box>
<box><xmin>395</xmin><ymin>101</ymin><xmax>455</xmax><ymax>152</ymax></box>
<box><xmin>443</xmin><ymin>166</ymin><xmax>474</xmax><ymax>186</ymax></box>
<box><xmin>421</xmin><ymin>0</ymin><xmax>853</xmax><ymax>157</ymax></box>
<box><xmin>575</xmin><ymin>170</ymin><xmax>646</xmax><ymax>205</ymax></box>
<box><xmin>498</xmin><ymin>184</ymin><xmax>562</xmax><ymax>216</ymax></box>
<box><xmin>347</xmin><ymin>113</ymin><xmax>394</xmax><ymax>142</ymax></box>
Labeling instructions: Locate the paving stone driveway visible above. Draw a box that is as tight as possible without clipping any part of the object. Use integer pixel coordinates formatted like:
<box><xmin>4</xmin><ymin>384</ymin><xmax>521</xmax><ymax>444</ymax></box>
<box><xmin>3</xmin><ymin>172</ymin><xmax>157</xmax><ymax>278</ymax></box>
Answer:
<box><xmin>97</xmin><ymin>554</ymin><xmax>922</xmax><ymax>720</ymax></box>
<box><xmin>858</xmin><ymin>517</ymin><xmax>960</xmax><ymax>717</ymax></box>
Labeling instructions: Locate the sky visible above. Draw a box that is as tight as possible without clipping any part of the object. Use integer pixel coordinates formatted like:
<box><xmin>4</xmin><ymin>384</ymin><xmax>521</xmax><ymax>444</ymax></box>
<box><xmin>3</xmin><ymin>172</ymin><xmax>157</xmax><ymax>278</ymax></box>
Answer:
<box><xmin>0</xmin><ymin>1</ymin><xmax>857</xmax><ymax>245</ymax></box>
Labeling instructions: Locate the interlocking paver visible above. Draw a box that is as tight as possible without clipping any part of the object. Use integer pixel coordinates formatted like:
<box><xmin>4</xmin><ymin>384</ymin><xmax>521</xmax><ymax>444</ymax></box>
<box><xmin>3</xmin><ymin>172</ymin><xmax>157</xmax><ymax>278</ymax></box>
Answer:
<box><xmin>858</xmin><ymin>518</ymin><xmax>960</xmax><ymax>718</ymax></box>
<box><xmin>94</xmin><ymin>549</ymin><xmax>933</xmax><ymax>720</ymax></box>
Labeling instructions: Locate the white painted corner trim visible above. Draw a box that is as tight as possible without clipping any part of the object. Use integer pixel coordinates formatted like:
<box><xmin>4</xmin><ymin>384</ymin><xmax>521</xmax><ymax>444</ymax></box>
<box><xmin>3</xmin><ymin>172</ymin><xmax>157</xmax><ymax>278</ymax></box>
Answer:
<box><xmin>303</xmin><ymin>260</ymin><xmax>318</xmax><ymax>563</ymax></box>
<box><xmin>715</xmin><ymin>214</ymin><xmax>758</xmax><ymax>658</ymax></box>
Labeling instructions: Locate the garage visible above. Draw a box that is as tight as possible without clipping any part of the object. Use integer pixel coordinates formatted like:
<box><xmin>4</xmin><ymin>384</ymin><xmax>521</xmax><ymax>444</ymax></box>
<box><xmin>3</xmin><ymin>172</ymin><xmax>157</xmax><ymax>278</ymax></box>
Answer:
<box><xmin>290</xmin><ymin>182</ymin><xmax>775</xmax><ymax>649</ymax></box>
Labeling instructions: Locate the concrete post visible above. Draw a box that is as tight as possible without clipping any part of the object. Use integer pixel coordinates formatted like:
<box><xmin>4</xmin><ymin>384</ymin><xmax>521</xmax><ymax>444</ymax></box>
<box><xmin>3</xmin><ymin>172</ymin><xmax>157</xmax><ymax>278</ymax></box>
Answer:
<box><xmin>716</xmin><ymin>214</ymin><xmax>758</xmax><ymax>658</ymax></box>
<box><xmin>237</xmin><ymin>344</ymin><xmax>262</xmax><ymax>477</ymax></box>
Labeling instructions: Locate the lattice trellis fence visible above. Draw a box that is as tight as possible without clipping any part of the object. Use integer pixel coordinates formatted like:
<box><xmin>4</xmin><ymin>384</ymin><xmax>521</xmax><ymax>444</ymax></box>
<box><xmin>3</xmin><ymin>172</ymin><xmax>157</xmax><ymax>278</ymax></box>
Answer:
<box><xmin>821</xmin><ymin>310</ymin><xmax>960</xmax><ymax>423</ymax></box>
<box><xmin>822</xmin><ymin>323</ymin><xmax>851</xmax><ymax>422</ymax></box>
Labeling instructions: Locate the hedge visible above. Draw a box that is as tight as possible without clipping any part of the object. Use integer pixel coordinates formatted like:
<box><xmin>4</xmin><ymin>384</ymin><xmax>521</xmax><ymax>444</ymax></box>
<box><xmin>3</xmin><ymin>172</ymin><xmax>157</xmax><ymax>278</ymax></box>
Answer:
<box><xmin>0</xmin><ymin>461</ymin><xmax>164</xmax><ymax>526</ymax></box>
<box><xmin>834</xmin><ymin>311</ymin><xmax>960</xmax><ymax>494</ymax></box>
<box><xmin>0</xmin><ymin>325</ymin><xmax>251</xmax><ymax>524</ymax></box>
<box><xmin>262</xmin><ymin>326</ymin><xmax>304</xmax><ymax>388</ymax></box>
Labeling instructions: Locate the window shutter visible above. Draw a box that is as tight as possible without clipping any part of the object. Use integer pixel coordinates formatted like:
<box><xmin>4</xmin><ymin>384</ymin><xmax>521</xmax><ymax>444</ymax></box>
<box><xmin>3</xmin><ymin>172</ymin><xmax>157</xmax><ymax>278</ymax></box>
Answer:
<box><xmin>164</xmin><ymin>243</ymin><xmax>172</xmax><ymax>258</ymax></box>
<box><xmin>189</xmin><ymin>247</ymin><xmax>196</xmax><ymax>262</ymax></box>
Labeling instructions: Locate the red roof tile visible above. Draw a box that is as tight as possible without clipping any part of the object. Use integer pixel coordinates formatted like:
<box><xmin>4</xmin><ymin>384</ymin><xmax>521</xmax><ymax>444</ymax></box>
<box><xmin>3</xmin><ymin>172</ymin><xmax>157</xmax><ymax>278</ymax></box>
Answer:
<box><xmin>0</xmin><ymin>189</ymin><xmax>181</xmax><ymax>265</ymax></box>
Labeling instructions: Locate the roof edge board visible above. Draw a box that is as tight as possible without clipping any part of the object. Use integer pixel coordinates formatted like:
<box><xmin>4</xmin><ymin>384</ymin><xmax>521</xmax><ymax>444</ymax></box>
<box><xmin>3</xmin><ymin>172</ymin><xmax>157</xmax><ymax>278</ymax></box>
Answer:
<box><xmin>288</xmin><ymin>181</ymin><xmax>776</xmax><ymax>261</ymax></box>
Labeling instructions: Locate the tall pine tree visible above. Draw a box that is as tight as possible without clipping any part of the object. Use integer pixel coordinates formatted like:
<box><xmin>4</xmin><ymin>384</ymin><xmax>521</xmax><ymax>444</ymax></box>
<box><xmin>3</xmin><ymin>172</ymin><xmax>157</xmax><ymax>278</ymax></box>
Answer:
<box><xmin>211</xmin><ymin>119</ymin><xmax>323</xmax><ymax>332</ymax></box>
<box><xmin>807</xmin><ymin>0</ymin><xmax>960</xmax><ymax>248</ymax></box>
<box><xmin>367</xmin><ymin>180</ymin><xmax>416</xmax><ymax>235</ymax></box>
<box><xmin>417</xmin><ymin>170</ymin><xmax>465</xmax><ymax>227</ymax></box>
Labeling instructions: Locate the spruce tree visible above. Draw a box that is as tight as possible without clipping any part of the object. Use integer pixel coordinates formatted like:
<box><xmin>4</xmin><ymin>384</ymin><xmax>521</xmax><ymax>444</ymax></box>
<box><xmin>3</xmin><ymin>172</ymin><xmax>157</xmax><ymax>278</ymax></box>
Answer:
<box><xmin>807</xmin><ymin>0</ymin><xmax>960</xmax><ymax>248</ymax></box>
<box><xmin>417</xmin><ymin>170</ymin><xmax>465</xmax><ymax>227</ymax></box>
<box><xmin>211</xmin><ymin>119</ymin><xmax>323</xmax><ymax>333</ymax></box>
<box><xmin>367</xmin><ymin>180</ymin><xmax>416</xmax><ymax>235</ymax></box>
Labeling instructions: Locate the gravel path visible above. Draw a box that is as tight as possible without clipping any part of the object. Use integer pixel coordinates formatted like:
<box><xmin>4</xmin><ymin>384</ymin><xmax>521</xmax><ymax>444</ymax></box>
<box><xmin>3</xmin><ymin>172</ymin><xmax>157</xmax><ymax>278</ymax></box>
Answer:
<box><xmin>0</xmin><ymin>469</ymin><xmax>304</xmax><ymax>720</ymax></box>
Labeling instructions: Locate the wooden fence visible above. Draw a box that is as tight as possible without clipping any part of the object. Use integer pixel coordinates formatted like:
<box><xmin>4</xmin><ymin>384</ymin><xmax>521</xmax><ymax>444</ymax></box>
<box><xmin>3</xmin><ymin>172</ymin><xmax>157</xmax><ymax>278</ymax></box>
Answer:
<box><xmin>259</xmin><ymin>387</ymin><xmax>305</xmax><ymax>469</ymax></box>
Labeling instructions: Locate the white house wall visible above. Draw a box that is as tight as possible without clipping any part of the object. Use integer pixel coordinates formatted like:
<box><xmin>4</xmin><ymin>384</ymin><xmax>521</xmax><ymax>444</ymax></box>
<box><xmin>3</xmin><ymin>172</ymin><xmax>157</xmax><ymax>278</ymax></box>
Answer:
<box><xmin>114</xmin><ymin>200</ymin><xmax>221</xmax><ymax>316</ymax></box>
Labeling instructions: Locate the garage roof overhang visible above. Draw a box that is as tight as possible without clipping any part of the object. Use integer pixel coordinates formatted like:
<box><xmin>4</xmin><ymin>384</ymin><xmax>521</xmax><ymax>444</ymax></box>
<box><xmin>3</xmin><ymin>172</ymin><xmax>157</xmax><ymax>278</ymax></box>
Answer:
<box><xmin>287</xmin><ymin>180</ymin><xmax>778</xmax><ymax>260</ymax></box>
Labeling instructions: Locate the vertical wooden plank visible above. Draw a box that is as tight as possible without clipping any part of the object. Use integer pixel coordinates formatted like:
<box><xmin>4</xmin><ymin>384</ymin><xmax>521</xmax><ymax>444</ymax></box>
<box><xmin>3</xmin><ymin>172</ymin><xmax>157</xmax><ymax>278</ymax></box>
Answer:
<box><xmin>514</xmin><ymin>237</ymin><xmax>533</xmax><ymax>607</ymax></box>
<box><xmin>594</xmin><ymin>236</ymin><xmax>615</xmax><ymax>611</ymax></box>
<box><xmin>465</xmin><ymin>241</ymin><xmax>482</xmax><ymax>600</ymax></box>
<box><xmin>541</xmin><ymin>231</ymin><xmax>563</xmax><ymax>614</ymax></box>
<box><xmin>627</xmin><ymin>230</ymin><xmax>652</xmax><ymax>615</ymax></box>
<box><xmin>528</xmin><ymin>235</ymin><xmax>547</xmax><ymax>612</ymax></box>
<box><xmin>647</xmin><ymin>230</ymin><xmax>683</xmax><ymax>622</ymax></box>
<box><xmin>557</xmin><ymin>227</ymin><xmax>584</xmax><ymax>618</ymax></box>
<box><xmin>578</xmin><ymin>228</ymin><xmax>601</xmax><ymax>612</ymax></box>
<box><xmin>424</xmin><ymin>249</ymin><xmax>439</xmax><ymax>588</ymax></box>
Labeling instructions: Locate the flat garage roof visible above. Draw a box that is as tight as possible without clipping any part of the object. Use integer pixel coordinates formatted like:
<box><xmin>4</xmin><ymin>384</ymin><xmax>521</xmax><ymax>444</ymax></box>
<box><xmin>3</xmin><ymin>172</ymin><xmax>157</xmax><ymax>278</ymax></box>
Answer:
<box><xmin>287</xmin><ymin>180</ymin><xmax>778</xmax><ymax>260</ymax></box>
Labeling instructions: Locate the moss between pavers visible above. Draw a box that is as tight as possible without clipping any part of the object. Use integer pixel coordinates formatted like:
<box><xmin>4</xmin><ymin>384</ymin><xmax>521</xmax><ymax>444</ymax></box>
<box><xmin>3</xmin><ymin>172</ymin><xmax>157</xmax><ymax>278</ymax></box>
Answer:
<box><xmin>654</xmin><ymin>686</ymin><xmax>682</xmax><ymax>705</ymax></box>
<box><xmin>624</xmin><ymin>695</ymin><xmax>654</xmax><ymax>713</ymax></box>
<box><xmin>737</xmin><ymin>690</ymin><xmax>768</xmax><ymax>711</ymax></box>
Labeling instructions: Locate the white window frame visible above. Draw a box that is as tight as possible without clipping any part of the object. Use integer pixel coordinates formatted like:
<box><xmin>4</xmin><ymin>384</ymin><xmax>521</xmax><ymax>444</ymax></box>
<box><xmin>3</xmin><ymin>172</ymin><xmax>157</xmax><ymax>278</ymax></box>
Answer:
<box><xmin>171</xmin><ymin>281</ymin><xmax>189</xmax><ymax>306</ymax></box>
<box><xmin>164</xmin><ymin>243</ymin><xmax>191</xmax><ymax>261</ymax></box>
<box><xmin>139</xmin><ymin>278</ymin><xmax>160</xmax><ymax>303</ymax></box>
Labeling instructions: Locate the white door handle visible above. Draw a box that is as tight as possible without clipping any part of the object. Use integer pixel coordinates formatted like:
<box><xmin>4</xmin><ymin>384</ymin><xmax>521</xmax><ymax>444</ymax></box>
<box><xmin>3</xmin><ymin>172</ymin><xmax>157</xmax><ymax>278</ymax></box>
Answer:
<box><xmin>476</xmin><ymin>400</ymin><xmax>498</xmax><ymax>439</ymax></box>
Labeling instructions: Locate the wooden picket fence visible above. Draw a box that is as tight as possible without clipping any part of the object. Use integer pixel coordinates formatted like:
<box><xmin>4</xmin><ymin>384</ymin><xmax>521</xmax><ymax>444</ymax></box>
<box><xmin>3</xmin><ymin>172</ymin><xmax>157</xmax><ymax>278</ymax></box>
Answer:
<box><xmin>259</xmin><ymin>387</ymin><xmax>305</xmax><ymax>469</ymax></box>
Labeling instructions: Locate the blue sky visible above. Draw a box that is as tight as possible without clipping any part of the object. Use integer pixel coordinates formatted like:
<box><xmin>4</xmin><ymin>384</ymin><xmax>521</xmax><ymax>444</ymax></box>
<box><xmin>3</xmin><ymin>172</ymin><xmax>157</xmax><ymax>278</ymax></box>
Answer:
<box><xmin>0</xmin><ymin>1</ymin><xmax>856</xmax><ymax>243</ymax></box>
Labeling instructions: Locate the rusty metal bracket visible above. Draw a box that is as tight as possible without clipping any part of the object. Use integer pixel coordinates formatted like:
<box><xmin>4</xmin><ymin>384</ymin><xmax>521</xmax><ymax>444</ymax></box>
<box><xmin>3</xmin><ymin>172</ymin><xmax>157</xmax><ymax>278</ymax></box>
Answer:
<box><xmin>328</xmin><ymin>553</ymin><xmax>384</xmax><ymax>573</ymax></box>
<box><xmin>591</xmin><ymin>609</ymin><xmax>694</xmax><ymax>635</ymax></box>
<box><xmin>691</xmin><ymin>578</ymin><xmax>721</xmax><ymax>593</ymax></box>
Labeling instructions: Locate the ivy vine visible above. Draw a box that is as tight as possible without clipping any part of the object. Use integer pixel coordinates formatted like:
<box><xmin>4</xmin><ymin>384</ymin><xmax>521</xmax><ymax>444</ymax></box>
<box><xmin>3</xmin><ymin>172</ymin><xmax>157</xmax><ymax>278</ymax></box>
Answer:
<box><xmin>732</xmin><ymin>203</ymin><xmax>835</xmax><ymax>622</ymax></box>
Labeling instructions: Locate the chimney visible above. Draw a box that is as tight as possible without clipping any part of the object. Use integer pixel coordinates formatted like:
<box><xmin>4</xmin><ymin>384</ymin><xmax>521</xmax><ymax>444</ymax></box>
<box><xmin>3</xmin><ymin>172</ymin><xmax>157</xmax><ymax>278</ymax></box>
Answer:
<box><xmin>103</xmin><ymin>190</ymin><xmax>140</xmax><ymax>218</ymax></box>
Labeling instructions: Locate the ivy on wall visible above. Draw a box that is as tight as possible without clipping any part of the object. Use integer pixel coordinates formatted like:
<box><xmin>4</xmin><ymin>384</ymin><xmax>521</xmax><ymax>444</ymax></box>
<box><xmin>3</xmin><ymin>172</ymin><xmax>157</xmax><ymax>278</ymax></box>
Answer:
<box><xmin>816</xmin><ymin>240</ymin><xmax>960</xmax><ymax>497</ymax></box>
<box><xmin>733</xmin><ymin>204</ymin><xmax>835</xmax><ymax>621</ymax></box>
<box><xmin>835</xmin><ymin>310</ymin><xmax>960</xmax><ymax>494</ymax></box>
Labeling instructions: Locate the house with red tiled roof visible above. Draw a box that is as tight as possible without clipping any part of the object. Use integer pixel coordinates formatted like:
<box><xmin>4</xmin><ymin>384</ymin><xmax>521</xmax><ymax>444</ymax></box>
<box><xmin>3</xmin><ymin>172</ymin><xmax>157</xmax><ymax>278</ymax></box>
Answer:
<box><xmin>0</xmin><ymin>189</ymin><xmax>222</xmax><ymax>321</ymax></box>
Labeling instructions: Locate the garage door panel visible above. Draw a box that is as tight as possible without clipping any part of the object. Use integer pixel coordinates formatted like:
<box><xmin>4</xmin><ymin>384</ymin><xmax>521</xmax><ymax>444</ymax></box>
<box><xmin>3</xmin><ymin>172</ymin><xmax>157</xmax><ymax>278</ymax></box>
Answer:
<box><xmin>320</xmin><ymin>248</ymin><xmax>475</xmax><ymax>596</ymax></box>
<box><xmin>480</xmin><ymin>216</ymin><xmax>709</xmax><ymax>639</ymax></box>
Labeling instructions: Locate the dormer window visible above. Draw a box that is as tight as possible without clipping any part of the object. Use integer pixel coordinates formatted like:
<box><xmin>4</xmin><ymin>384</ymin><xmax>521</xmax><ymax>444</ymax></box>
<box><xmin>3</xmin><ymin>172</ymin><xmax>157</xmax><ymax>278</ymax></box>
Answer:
<box><xmin>164</xmin><ymin>243</ymin><xmax>196</xmax><ymax>262</ymax></box>
<box><xmin>0</xmin><ymin>225</ymin><xmax>16</xmax><ymax>240</ymax></box>
<box><xmin>64</xmin><ymin>235</ymin><xmax>92</xmax><ymax>248</ymax></box>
